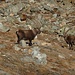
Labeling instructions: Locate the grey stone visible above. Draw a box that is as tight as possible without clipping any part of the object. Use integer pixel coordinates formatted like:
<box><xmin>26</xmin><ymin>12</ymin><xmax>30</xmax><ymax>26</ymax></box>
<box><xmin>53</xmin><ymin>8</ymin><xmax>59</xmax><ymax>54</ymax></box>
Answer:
<box><xmin>58</xmin><ymin>54</ymin><xmax>65</xmax><ymax>59</ymax></box>
<box><xmin>21</xmin><ymin>49</ymin><xmax>28</xmax><ymax>53</ymax></box>
<box><xmin>21</xmin><ymin>56</ymin><xmax>33</xmax><ymax>62</ymax></box>
<box><xmin>37</xmin><ymin>14</ymin><xmax>42</xmax><ymax>21</ymax></box>
<box><xmin>5</xmin><ymin>0</ymin><xmax>14</xmax><ymax>2</ymax></box>
<box><xmin>20</xmin><ymin>40</ymin><xmax>27</xmax><ymax>48</ymax></box>
<box><xmin>0</xmin><ymin>23</ymin><xmax>10</xmax><ymax>32</ymax></box>
<box><xmin>43</xmin><ymin>5</ymin><xmax>52</xmax><ymax>11</ymax></box>
<box><xmin>0</xmin><ymin>44</ymin><xmax>6</xmax><ymax>48</ymax></box>
<box><xmin>13</xmin><ymin>44</ymin><xmax>21</xmax><ymax>51</ymax></box>
<box><xmin>29</xmin><ymin>0</ymin><xmax>35</xmax><ymax>3</ymax></box>
<box><xmin>53</xmin><ymin>14</ymin><xmax>58</xmax><ymax>18</ymax></box>
<box><xmin>35</xmin><ymin>53</ymin><xmax>47</xmax><ymax>65</ymax></box>
<box><xmin>6</xmin><ymin>16</ymin><xmax>15</xmax><ymax>22</ymax></box>
<box><xmin>68</xmin><ymin>69</ymin><xmax>75</xmax><ymax>75</ymax></box>
<box><xmin>53</xmin><ymin>21</ymin><xmax>59</xmax><ymax>25</ymax></box>
<box><xmin>30</xmin><ymin>7</ymin><xmax>40</xmax><ymax>12</ymax></box>
<box><xmin>52</xmin><ymin>26</ymin><xmax>58</xmax><ymax>30</ymax></box>
<box><xmin>5</xmin><ymin>2</ymin><xmax>25</xmax><ymax>15</ymax></box>
<box><xmin>0</xmin><ymin>70</ymin><xmax>11</xmax><ymax>75</ymax></box>
<box><xmin>31</xmin><ymin>46</ymin><xmax>40</xmax><ymax>51</ymax></box>
<box><xmin>31</xmin><ymin>46</ymin><xmax>47</xmax><ymax>65</ymax></box>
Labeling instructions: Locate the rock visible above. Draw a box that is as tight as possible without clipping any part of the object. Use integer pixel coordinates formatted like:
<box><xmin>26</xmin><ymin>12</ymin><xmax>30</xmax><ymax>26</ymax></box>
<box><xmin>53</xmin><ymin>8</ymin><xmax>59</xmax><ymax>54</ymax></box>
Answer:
<box><xmin>40</xmin><ymin>25</ymin><xmax>51</xmax><ymax>33</ymax></box>
<box><xmin>21</xmin><ymin>49</ymin><xmax>28</xmax><ymax>53</ymax></box>
<box><xmin>31</xmin><ymin>46</ymin><xmax>47</xmax><ymax>65</ymax></box>
<box><xmin>47</xmin><ymin>25</ymin><xmax>59</xmax><ymax>33</ymax></box>
<box><xmin>53</xmin><ymin>14</ymin><xmax>57</xmax><ymax>18</ymax></box>
<box><xmin>43</xmin><ymin>5</ymin><xmax>52</xmax><ymax>11</ymax></box>
<box><xmin>53</xmin><ymin>21</ymin><xmax>59</xmax><ymax>25</ymax></box>
<box><xmin>58</xmin><ymin>54</ymin><xmax>65</xmax><ymax>59</ymax></box>
<box><xmin>0</xmin><ymin>70</ymin><xmax>11</xmax><ymax>75</ymax></box>
<box><xmin>37</xmin><ymin>14</ymin><xmax>42</xmax><ymax>21</ymax></box>
<box><xmin>68</xmin><ymin>69</ymin><xmax>75</xmax><ymax>75</ymax></box>
<box><xmin>5</xmin><ymin>2</ymin><xmax>25</xmax><ymax>15</ymax></box>
<box><xmin>0</xmin><ymin>0</ymin><xmax>75</xmax><ymax>75</ymax></box>
<box><xmin>13</xmin><ymin>44</ymin><xmax>21</xmax><ymax>51</ymax></box>
<box><xmin>30</xmin><ymin>7</ymin><xmax>40</xmax><ymax>12</ymax></box>
<box><xmin>31</xmin><ymin>47</ymin><xmax>40</xmax><ymax>57</ymax></box>
<box><xmin>21</xmin><ymin>56</ymin><xmax>33</xmax><ymax>62</ymax></box>
<box><xmin>4</xmin><ymin>0</ymin><xmax>14</xmax><ymax>2</ymax></box>
<box><xmin>29</xmin><ymin>0</ymin><xmax>35</xmax><ymax>3</ymax></box>
<box><xmin>0</xmin><ymin>23</ymin><xmax>10</xmax><ymax>32</ymax></box>
<box><xmin>20</xmin><ymin>40</ymin><xmax>28</xmax><ymax>47</ymax></box>
<box><xmin>31</xmin><ymin>46</ymin><xmax>40</xmax><ymax>51</ymax></box>
<box><xmin>0</xmin><ymin>44</ymin><xmax>6</xmax><ymax>48</ymax></box>
<box><xmin>6</xmin><ymin>16</ymin><xmax>15</xmax><ymax>23</ymax></box>
<box><xmin>35</xmin><ymin>53</ymin><xmax>47</xmax><ymax>65</ymax></box>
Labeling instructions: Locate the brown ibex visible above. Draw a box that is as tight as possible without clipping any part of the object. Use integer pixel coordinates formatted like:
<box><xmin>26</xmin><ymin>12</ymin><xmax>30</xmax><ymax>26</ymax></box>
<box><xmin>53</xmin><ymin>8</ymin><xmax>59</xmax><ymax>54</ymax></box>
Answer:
<box><xmin>16</xmin><ymin>27</ymin><xmax>41</xmax><ymax>46</ymax></box>
<box><xmin>58</xmin><ymin>27</ymin><xmax>75</xmax><ymax>50</ymax></box>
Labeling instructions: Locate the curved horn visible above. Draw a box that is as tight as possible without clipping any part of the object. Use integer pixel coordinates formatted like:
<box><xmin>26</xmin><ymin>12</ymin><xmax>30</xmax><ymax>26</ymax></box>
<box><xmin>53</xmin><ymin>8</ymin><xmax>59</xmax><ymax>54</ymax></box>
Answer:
<box><xmin>64</xmin><ymin>26</ymin><xmax>75</xmax><ymax>36</ymax></box>
<box><xmin>27</xmin><ymin>25</ymin><xmax>32</xmax><ymax>30</ymax></box>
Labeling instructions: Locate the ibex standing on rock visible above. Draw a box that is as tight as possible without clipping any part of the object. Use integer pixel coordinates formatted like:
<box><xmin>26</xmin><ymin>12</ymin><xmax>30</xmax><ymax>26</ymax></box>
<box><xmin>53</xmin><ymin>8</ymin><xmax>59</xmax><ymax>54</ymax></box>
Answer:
<box><xmin>16</xmin><ymin>27</ymin><xmax>41</xmax><ymax>46</ymax></box>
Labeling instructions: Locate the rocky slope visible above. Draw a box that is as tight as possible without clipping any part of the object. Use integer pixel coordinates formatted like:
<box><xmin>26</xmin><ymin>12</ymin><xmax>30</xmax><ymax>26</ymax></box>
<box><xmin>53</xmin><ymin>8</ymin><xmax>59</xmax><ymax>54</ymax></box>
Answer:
<box><xmin>0</xmin><ymin>0</ymin><xmax>75</xmax><ymax>75</ymax></box>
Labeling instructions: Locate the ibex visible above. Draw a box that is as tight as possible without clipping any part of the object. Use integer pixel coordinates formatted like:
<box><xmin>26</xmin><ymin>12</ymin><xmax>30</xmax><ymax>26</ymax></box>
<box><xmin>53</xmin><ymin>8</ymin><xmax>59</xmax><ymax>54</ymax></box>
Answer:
<box><xmin>16</xmin><ymin>27</ymin><xmax>41</xmax><ymax>46</ymax></box>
